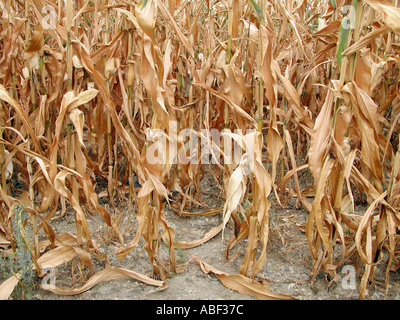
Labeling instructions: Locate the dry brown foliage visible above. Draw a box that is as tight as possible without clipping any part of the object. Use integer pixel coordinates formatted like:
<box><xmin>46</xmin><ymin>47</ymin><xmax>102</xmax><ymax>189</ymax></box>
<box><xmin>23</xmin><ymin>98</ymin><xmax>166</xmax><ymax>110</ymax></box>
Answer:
<box><xmin>1</xmin><ymin>0</ymin><xmax>400</xmax><ymax>300</ymax></box>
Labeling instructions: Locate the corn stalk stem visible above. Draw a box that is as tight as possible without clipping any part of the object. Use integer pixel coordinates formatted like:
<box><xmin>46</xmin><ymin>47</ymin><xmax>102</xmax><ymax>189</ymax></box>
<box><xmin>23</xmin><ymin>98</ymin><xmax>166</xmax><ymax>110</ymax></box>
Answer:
<box><xmin>253</xmin><ymin>0</ymin><xmax>266</xmax><ymax>209</ymax></box>
<box><xmin>25</xmin><ymin>1</ymin><xmax>37</xmax><ymax>110</ymax></box>
<box><xmin>225</xmin><ymin>0</ymin><xmax>233</xmax><ymax>128</ymax></box>
<box><xmin>104</xmin><ymin>4</ymin><xmax>115</xmax><ymax>205</ymax></box>
<box><xmin>0</xmin><ymin>125</ymin><xmax>5</xmax><ymax>196</ymax></box>
<box><xmin>66</xmin><ymin>0</ymin><xmax>73</xmax><ymax>91</ymax></box>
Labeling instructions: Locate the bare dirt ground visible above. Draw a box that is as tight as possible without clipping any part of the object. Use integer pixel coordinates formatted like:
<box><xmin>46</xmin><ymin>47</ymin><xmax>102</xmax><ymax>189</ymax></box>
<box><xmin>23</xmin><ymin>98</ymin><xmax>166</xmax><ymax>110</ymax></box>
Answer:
<box><xmin>29</xmin><ymin>171</ymin><xmax>400</xmax><ymax>301</ymax></box>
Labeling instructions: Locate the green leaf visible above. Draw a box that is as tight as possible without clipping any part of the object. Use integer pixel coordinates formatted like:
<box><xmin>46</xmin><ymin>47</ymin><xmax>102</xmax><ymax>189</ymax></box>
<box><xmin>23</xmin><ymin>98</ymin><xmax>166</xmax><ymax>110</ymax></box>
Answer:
<box><xmin>138</xmin><ymin>0</ymin><xmax>148</xmax><ymax>9</ymax></box>
<box><xmin>250</xmin><ymin>0</ymin><xmax>262</xmax><ymax>20</ymax></box>
<box><xmin>337</xmin><ymin>23</ymin><xmax>350</xmax><ymax>67</ymax></box>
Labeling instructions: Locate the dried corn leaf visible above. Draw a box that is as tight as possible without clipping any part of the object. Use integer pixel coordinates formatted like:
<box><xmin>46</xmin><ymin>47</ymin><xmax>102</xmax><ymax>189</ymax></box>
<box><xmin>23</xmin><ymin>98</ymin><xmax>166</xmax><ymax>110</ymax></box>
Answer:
<box><xmin>136</xmin><ymin>0</ymin><xmax>157</xmax><ymax>41</ymax></box>
<box><xmin>192</xmin><ymin>255</ymin><xmax>296</xmax><ymax>300</ymax></box>
<box><xmin>308</xmin><ymin>90</ymin><xmax>334</xmax><ymax>181</ymax></box>
<box><xmin>0</xmin><ymin>274</ymin><xmax>19</xmax><ymax>300</ymax></box>
<box><xmin>342</xmin><ymin>26</ymin><xmax>389</xmax><ymax>56</ymax></box>
<box><xmin>0</xmin><ymin>85</ymin><xmax>41</xmax><ymax>152</ymax></box>
<box><xmin>157</xmin><ymin>0</ymin><xmax>195</xmax><ymax>58</ymax></box>
<box><xmin>175</xmin><ymin>224</ymin><xmax>223</xmax><ymax>249</ymax></box>
<box><xmin>222</xmin><ymin>154</ymin><xmax>248</xmax><ymax>233</ymax></box>
<box><xmin>42</xmin><ymin>267</ymin><xmax>166</xmax><ymax>295</ymax></box>
<box><xmin>363</xmin><ymin>0</ymin><xmax>400</xmax><ymax>35</ymax></box>
<box><xmin>193</xmin><ymin>81</ymin><xmax>257</xmax><ymax>128</ymax></box>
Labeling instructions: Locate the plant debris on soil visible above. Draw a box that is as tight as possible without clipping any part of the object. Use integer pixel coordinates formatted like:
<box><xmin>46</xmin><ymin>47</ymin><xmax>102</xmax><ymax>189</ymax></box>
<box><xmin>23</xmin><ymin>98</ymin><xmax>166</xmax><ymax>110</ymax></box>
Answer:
<box><xmin>2</xmin><ymin>0</ymin><xmax>400</xmax><ymax>301</ymax></box>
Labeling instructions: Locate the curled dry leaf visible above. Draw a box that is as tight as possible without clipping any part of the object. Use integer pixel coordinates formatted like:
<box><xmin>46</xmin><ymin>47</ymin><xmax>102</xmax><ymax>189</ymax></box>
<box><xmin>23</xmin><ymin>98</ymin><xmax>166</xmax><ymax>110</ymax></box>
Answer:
<box><xmin>192</xmin><ymin>255</ymin><xmax>297</xmax><ymax>300</ymax></box>
<box><xmin>42</xmin><ymin>267</ymin><xmax>166</xmax><ymax>295</ymax></box>
<box><xmin>222</xmin><ymin>154</ymin><xmax>249</xmax><ymax>233</ymax></box>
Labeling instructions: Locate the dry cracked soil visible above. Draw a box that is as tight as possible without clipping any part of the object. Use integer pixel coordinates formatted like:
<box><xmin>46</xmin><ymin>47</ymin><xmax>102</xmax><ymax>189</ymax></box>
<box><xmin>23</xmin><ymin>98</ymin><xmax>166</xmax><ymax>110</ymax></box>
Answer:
<box><xmin>28</xmin><ymin>172</ymin><xmax>400</xmax><ymax>301</ymax></box>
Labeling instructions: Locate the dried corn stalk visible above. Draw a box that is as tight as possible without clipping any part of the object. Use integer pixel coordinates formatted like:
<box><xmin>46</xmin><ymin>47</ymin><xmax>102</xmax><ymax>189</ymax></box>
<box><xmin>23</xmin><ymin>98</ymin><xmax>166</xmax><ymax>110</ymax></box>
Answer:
<box><xmin>1</xmin><ymin>0</ymin><xmax>400</xmax><ymax>300</ymax></box>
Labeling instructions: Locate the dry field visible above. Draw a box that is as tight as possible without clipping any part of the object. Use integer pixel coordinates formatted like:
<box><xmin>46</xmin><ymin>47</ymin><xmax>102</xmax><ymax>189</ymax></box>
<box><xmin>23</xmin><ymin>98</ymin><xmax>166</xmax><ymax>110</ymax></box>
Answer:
<box><xmin>1</xmin><ymin>0</ymin><xmax>400</xmax><ymax>300</ymax></box>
